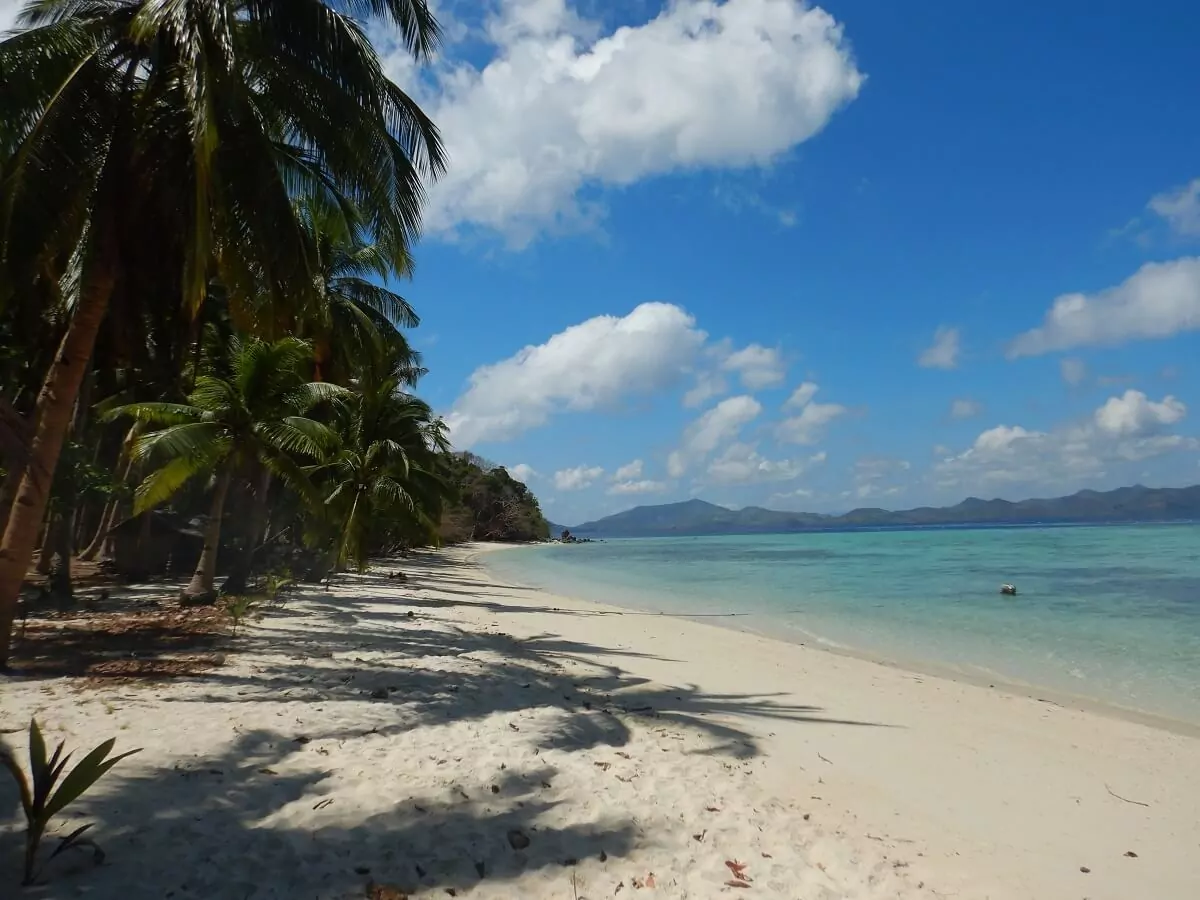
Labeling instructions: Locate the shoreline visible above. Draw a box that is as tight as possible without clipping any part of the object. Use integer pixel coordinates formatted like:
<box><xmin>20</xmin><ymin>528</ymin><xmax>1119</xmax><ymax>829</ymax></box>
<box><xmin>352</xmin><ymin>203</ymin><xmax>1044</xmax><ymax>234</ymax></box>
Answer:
<box><xmin>475</xmin><ymin>541</ymin><xmax>1200</xmax><ymax>738</ymax></box>
<box><xmin>464</xmin><ymin>542</ymin><xmax>1200</xmax><ymax>899</ymax></box>
<box><xmin>2</xmin><ymin>545</ymin><xmax>1196</xmax><ymax>899</ymax></box>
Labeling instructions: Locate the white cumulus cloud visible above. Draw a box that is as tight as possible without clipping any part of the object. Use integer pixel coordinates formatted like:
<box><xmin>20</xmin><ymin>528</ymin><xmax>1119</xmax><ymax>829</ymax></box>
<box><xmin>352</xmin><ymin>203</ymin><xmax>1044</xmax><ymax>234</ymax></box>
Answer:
<box><xmin>612</xmin><ymin>459</ymin><xmax>644</xmax><ymax>481</ymax></box>
<box><xmin>722</xmin><ymin>343</ymin><xmax>786</xmax><ymax>390</ymax></box>
<box><xmin>706</xmin><ymin>444</ymin><xmax>824</xmax><ymax>485</ymax></box>
<box><xmin>554</xmin><ymin>465</ymin><xmax>604</xmax><ymax>491</ymax></box>
<box><xmin>668</xmin><ymin>395</ymin><xmax>762</xmax><ymax>476</ymax></box>
<box><xmin>1093</xmin><ymin>390</ymin><xmax>1185</xmax><ymax>438</ymax></box>
<box><xmin>445</xmin><ymin>302</ymin><xmax>706</xmax><ymax>446</ymax></box>
<box><xmin>1149</xmin><ymin>177</ymin><xmax>1200</xmax><ymax>237</ymax></box>
<box><xmin>918</xmin><ymin>326</ymin><xmax>960</xmax><ymax>369</ymax></box>
<box><xmin>783</xmin><ymin>381</ymin><xmax>819</xmax><ymax>410</ymax></box>
<box><xmin>681</xmin><ymin>371</ymin><xmax>728</xmax><ymax>408</ymax></box>
<box><xmin>379</xmin><ymin>0</ymin><xmax>864</xmax><ymax>243</ymax></box>
<box><xmin>777</xmin><ymin>382</ymin><xmax>846</xmax><ymax>444</ymax></box>
<box><xmin>1007</xmin><ymin>258</ymin><xmax>1200</xmax><ymax>356</ymax></box>
<box><xmin>507</xmin><ymin>463</ymin><xmax>538</xmax><ymax>483</ymax></box>
<box><xmin>936</xmin><ymin>391</ymin><xmax>1195</xmax><ymax>491</ymax></box>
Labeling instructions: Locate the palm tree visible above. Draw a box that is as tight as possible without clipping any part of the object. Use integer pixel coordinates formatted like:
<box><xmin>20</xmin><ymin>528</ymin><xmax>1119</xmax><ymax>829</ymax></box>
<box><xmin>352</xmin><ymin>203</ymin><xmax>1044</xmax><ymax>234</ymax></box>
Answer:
<box><xmin>312</xmin><ymin>339</ymin><xmax>449</xmax><ymax>571</ymax></box>
<box><xmin>112</xmin><ymin>337</ymin><xmax>342</xmax><ymax>602</ymax></box>
<box><xmin>0</xmin><ymin>0</ymin><xmax>444</xmax><ymax>666</ymax></box>
<box><xmin>296</xmin><ymin>195</ymin><xmax>427</xmax><ymax>386</ymax></box>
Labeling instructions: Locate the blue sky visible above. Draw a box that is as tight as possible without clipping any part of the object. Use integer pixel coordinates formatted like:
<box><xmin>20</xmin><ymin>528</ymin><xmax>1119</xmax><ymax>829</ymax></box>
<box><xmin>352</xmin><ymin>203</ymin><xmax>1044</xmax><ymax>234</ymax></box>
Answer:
<box><xmin>372</xmin><ymin>0</ymin><xmax>1200</xmax><ymax>525</ymax></box>
<box><xmin>8</xmin><ymin>0</ymin><xmax>1195</xmax><ymax>525</ymax></box>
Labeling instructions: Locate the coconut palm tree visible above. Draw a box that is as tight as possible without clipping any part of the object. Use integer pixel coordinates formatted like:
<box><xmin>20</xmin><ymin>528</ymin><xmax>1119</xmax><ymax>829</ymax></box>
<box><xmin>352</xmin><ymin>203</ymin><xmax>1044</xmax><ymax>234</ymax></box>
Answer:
<box><xmin>0</xmin><ymin>0</ymin><xmax>444</xmax><ymax>665</ymax></box>
<box><xmin>311</xmin><ymin>339</ymin><xmax>449</xmax><ymax>571</ymax></box>
<box><xmin>111</xmin><ymin>337</ymin><xmax>343</xmax><ymax>602</ymax></box>
<box><xmin>296</xmin><ymin>195</ymin><xmax>427</xmax><ymax>386</ymax></box>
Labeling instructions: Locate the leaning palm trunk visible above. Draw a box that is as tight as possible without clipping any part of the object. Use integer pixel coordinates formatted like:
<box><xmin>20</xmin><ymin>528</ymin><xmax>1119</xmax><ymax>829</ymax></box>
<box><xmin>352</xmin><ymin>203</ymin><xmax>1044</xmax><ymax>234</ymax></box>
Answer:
<box><xmin>221</xmin><ymin>468</ymin><xmax>271</xmax><ymax>595</ymax></box>
<box><xmin>0</xmin><ymin>272</ymin><xmax>114</xmax><ymax>668</ymax></box>
<box><xmin>80</xmin><ymin>424</ymin><xmax>140</xmax><ymax>561</ymax></box>
<box><xmin>182</xmin><ymin>468</ymin><xmax>234</xmax><ymax>604</ymax></box>
<box><xmin>79</xmin><ymin>495</ymin><xmax>118</xmax><ymax>562</ymax></box>
<box><xmin>80</xmin><ymin>457</ymin><xmax>132</xmax><ymax>561</ymax></box>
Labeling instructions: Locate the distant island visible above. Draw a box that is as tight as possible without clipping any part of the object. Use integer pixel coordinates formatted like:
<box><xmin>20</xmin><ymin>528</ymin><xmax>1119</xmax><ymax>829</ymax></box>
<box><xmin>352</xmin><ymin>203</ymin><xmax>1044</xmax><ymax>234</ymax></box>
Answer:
<box><xmin>557</xmin><ymin>484</ymin><xmax>1200</xmax><ymax>538</ymax></box>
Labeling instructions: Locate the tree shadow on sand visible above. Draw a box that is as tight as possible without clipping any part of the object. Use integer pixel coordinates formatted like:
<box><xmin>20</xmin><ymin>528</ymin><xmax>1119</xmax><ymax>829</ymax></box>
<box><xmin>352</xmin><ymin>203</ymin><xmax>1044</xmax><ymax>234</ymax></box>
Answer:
<box><xmin>0</xmin><ymin>729</ymin><xmax>636</xmax><ymax>899</ymax></box>
<box><xmin>1</xmin><ymin>553</ymin><xmax>888</xmax><ymax>897</ymax></box>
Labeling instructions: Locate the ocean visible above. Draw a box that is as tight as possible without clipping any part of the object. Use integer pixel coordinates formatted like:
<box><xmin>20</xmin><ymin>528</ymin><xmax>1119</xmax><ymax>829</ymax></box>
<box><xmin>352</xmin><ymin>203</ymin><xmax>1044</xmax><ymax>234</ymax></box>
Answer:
<box><xmin>483</xmin><ymin>525</ymin><xmax>1200</xmax><ymax>725</ymax></box>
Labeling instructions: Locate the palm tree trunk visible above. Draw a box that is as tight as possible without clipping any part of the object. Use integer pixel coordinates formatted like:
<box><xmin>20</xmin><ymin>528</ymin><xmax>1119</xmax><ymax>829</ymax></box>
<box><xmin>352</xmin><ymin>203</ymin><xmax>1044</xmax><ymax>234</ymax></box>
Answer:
<box><xmin>49</xmin><ymin>506</ymin><xmax>74</xmax><ymax>601</ymax></box>
<box><xmin>0</xmin><ymin>269</ymin><xmax>114</xmax><ymax>669</ymax></box>
<box><xmin>221</xmin><ymin>467</ymin><xmax>271</xmax><ymax>595</ymax></box>
<box><xmin>80</xmin><ymin>494</ymin><xmax>121</xmax><ymax>561</ymax></box>
<box><xmin>36</xmin><ymin>516</ymin><xmax>56</xmax><ymax>575</ymax></box>
<box><xmin>182</xmin><ymin>467</ymin><xmax>233</xmax><ymax>604</ymax></box>
<box><xmin>81</xmin><ymin>424</ymin><xmax>139</xmax><ymax>561</ymax></box>
<box><xmin>0</xmin><ymin>399</ymin><xmax>31</xmax><ymax>538</ymax></box>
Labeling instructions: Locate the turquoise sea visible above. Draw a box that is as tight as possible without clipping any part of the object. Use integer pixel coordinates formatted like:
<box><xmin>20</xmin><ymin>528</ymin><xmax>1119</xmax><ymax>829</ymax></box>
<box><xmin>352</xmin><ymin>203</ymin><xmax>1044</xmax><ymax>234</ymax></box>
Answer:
<box><xmin>483</xmin><ymin>525</ymin><xmax>1200</xmax><ymax>724</ymax></box>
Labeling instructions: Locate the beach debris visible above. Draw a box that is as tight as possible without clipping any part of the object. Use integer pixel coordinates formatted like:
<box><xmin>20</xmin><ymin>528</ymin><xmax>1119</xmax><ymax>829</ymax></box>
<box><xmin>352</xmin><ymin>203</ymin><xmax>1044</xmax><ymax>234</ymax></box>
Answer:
<box><xmin>507</xmin><ymin>828</ymin><xmax>532</xmax><ymax>850</ymax></box>
<box><xmin>817</xmin><ymin>752</ymin><xmax>832</xmax><ymax>765</ymax></box>
<box><xmin>1079</xmin><ymin>866</ymin><xmax>1091</xmax><ymax>873</ymax></box>
<box><xmin>600</xmin><ymin>850</ymin><xmax>608</xmax><ymax>863</ymax></box>
<box><xmin>294</xmin><ymin>735</ymin><xmax>311</xmax><ymax>744</ymax></box>
<box><xmin>616</xmin><ymin>751</ymin><xmax>632</xmax><ymax>759</ymax></box>
<box><xmin>509</xmin><ymin>723</ymin><xmax>521</xmax><ymax>732</ymax></box>
<box><xmin>595</xmin><ymin>761</ymin><xmax>612</xmax><ymax>771</ymax></box>
<box><xmin>724</xmin><ymin>860</ymin><xmax>751</xmax><ymax>884</ymax></box>
<box><xmin>365</xmin><ymin>882</ymin><xmax>408</xmax><ymax>900</ymax></box>
<box><xmin>1105</xmin><ymin>784</ymin><xmax>1150</xmax><ymax>807</ymax></box>
<box><xmin>312</xmin><ymin>798</ymin><xmax>334</xmax><ymax>810</ymax></box>
<box><xmin>693</xmin><ymin>830</ymin><xmax>707</xmax><ymax>842</ymax></box>
<box><xmin>631</xmin><ymin>872</ymin><xmax>656</xmax><ymax>888</ymax></box>
<box><xmin>761</xmin><ymin>852</ymin><xmax>772</xmax><ymax>859</ymax></box>
<box><xmin>723</xmin><ymin>882</ymin><xmax>752</xmax><ymax>889</ymax></box>
<box><xmin>705</xmin><ymin>806</ymin><xmax>722</xmax><ymax>813</ymax></box>
<box><xmin>490</xmin><ymin>784</ymin><xmax>500</xmax><ymax>794</ymax></box>
<box><xmin>1124</xmin><ymin>850</ymin><xmax>1139</xmax><ymax>858</ymax></box>
<box><xmin>445</xmin><ymin>890</ymin><xmax>457</xmax><ymax>897</ymax></box>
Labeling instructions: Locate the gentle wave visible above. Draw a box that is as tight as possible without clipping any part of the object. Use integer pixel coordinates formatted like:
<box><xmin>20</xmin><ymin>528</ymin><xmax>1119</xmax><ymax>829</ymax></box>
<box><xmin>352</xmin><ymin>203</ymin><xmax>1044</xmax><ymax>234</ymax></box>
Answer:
<box><xmin>484</xmin><ymin>525</ymin><xmax>1200</xmax><ymax>723</ymax></box>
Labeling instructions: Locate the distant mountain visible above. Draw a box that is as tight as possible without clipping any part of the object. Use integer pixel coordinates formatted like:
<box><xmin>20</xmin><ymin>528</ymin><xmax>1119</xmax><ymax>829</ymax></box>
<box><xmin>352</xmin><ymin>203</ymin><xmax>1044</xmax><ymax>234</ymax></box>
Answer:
<box><xmin>563</xmin><ymin>484</ymin><xmax>1200</xmax><ymax>537</ymax></box>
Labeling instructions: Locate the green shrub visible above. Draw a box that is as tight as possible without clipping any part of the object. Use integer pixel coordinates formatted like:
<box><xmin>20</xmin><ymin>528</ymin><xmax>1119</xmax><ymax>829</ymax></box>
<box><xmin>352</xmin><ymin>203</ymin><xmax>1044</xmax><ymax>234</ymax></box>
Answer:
<box><xmin>261</xmin><ymin>572</ymin><xmax>295</xmax><ymax>606</ymax></box>
<box><xmin>0</xmin><ymin>719</ymin><xmax>140</xmax><ymax>885</ymax></box>
<box><xmin>223</xmin><ymin>594</ymin><xmax>261</xmax><ymax>635</ymax></box>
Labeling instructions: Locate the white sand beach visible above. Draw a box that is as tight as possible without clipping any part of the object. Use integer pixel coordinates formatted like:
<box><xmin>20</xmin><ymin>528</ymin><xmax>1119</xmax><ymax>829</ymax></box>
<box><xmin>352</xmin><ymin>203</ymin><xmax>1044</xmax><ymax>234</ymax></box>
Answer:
<box><xmin>2</xmin><ymin>544</ymin><xmax>1198</xmax><ymax>899</ymax></box>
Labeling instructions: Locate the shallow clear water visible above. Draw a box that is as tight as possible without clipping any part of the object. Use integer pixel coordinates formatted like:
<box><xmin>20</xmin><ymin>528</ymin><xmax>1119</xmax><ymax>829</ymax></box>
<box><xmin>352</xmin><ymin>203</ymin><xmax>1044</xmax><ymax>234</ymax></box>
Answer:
<box><xmin>484</xmin><ymin>526</ymin><xmax>1200</xmax><ymax>723</ymax></box>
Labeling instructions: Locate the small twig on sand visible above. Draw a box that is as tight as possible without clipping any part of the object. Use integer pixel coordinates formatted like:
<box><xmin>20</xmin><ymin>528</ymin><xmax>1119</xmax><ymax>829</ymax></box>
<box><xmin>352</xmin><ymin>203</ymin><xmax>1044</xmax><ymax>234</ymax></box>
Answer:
<box><xmin>1105</xmin><ymin>784</ymin><xmax>1150</xmax><ymax>807</ymax></box>
<box><xmin>571</xmin><ymin>870</ymin><xmax>579</xmax><ymax>900</ymax></box>
<box><xmin>817</xmin><ymin>752</ymin><xmax>832</xmax><ymax>765</ymax></box>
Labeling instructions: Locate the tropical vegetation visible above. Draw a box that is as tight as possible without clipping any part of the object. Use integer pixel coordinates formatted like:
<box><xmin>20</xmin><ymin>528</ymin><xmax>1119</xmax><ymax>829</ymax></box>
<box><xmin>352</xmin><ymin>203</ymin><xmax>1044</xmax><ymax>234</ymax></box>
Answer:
<box><xmin>0</xmin><ymin>0</ymin><xmax>548</xmax><ymax>670</ymax></box>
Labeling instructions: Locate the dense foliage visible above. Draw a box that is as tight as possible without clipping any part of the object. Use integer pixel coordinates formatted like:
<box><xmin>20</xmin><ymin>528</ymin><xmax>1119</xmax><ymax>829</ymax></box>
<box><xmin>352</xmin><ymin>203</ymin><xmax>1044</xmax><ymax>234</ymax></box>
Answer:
<box><xmin>439</xmin><ymin>454</ymin><xmax>551</xmax><ymax>544</ymax></box>
<box><xmin>0</xmin><ymin>0</ymin><xmax>547</xmax><ymax>667</ymax></box>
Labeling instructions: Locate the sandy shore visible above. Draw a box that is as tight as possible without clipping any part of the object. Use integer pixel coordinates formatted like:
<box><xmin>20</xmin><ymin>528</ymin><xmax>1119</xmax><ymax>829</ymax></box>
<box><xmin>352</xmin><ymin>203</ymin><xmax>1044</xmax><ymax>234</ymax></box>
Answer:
<box><xmin>2</xmin><ymin>546</ymin><xmax>1197</xmax><ymax>899</ymax></box>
